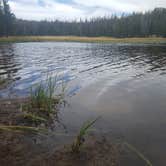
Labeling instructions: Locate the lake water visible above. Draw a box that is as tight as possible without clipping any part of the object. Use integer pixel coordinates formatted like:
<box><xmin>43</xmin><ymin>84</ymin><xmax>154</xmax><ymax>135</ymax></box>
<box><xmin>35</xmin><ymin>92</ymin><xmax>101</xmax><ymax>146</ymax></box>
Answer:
<box><xmin>0</xmin><ymin>42</ymin><xmax>166</xmax><ymax>165</ymax></box>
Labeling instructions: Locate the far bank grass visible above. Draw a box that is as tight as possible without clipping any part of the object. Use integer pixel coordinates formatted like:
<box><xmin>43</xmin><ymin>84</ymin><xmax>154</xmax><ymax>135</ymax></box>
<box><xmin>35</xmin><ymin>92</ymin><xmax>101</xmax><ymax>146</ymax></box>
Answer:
<box><xmin>0</xmin><ymin>36</ymin><xmax>166</xmax><ymax>44</ymax></box>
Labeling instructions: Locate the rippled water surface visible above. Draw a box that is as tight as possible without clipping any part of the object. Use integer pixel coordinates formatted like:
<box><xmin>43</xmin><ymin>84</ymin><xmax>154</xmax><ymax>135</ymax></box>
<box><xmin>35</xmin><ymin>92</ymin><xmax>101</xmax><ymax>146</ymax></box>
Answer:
<box><xmin>0</xmin><ymin>42</ymin><xmax>166</xmax><ymax>165</ymax></box>
<box><xmin>0</xmin><ymin>42</ymin><xmax>166</xmax><ymax>96</ymax></box>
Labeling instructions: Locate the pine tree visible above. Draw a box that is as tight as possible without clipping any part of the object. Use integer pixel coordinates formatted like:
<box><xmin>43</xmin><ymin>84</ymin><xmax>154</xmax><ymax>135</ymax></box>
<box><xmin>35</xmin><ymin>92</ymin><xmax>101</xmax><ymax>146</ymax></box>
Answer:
<box><xmin>1</xmin><ymin>0</ymin><xmax>15</xmax><ymax>37</ymax></box>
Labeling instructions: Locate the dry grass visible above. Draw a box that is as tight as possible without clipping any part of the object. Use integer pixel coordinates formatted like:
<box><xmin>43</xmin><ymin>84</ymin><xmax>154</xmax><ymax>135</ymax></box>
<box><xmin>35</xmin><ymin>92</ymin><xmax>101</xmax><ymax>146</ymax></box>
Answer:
<box><xmin>0</xmin><ymin>36</ymin><xmax>166</xmax><ymax>44</ymax></box>
<box><xmin>0</xmin><ymin>125</ymin><xmax>46</xmax><ymax>133</ymax></box>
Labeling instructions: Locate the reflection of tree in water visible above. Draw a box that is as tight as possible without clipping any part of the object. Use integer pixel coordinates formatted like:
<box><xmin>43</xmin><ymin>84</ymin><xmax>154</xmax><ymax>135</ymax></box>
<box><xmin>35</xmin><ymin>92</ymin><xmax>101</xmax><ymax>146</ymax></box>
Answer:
<box><xmin>85</xmin><ymin>44</ymin><xmax>166</xmax><ymax>76</ymax></box>
<box><xmin>118</xmin><ymin>45</ymin><xmax>166</xmax><ymax>74</ymax></box>
<box><xmin>0</xmin><ymin>44</ymin><xmax>21</xmax><ymax>89</ymax></box>
<box><xmin>145</xmin><ymin>46</ymin><xmax>166</xmax><ymax>73</ymax></box>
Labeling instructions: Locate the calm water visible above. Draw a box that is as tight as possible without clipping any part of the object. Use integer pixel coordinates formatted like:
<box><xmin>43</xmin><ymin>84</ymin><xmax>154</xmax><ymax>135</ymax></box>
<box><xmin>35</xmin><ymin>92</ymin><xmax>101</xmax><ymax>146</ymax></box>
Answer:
<box><xmin>0</xmin><ymin>42</ymin><xmax>166</xmax><ymax>165</ymax></box>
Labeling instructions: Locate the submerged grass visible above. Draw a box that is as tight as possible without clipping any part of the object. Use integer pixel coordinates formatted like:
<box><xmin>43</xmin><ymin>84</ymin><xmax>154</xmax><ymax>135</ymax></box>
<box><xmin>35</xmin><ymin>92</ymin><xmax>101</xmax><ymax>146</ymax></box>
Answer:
<box><xmin>0</xmin><ymin>36</ymin><xmax>166</xmax><ymax>44</ymax></box>
<box><xmin>124</xmin><ymin>142</ymin><xmax>153</xmax><ymax>166</ymax></box>
<box><xmin>23</xmin><ymin>113</ymin><xmax>47</xmax><ymax>124</ymax></box>
<box><xmin>30</xmin><ymin>77</ymin><xmax>57</xmax><ymax>114</ymax></box>
<box><xmin>24</xmin><ymin>75</ymin><xmax>65</xmax><ymax>121</ymax></box>
<box><xmin>71</xmin><ymin>117</ymin><xmax>101</xmax><ymax>153</ymax></box>
<box><xmin>1</xmin><ymin>75</ymin><xmax>67</xmax><ymax>132</ymax></box>
<box><xmin>0</xmin><ymin>76</ymin><xmax>8</xmax><ymax>88</ymax></box>
<box><xmin>0</xmin><ymin>79</ymin><xmax>5</xmax><ymax>85</ymax></box>
<box><xmin>0</xmin><ymin>125</ymin><xmax>46</xmax><ymax>133</ymax></box>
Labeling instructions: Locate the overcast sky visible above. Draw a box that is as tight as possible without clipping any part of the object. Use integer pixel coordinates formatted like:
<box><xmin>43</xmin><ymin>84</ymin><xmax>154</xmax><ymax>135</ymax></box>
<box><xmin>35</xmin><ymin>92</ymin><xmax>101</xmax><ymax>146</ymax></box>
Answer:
<box><xmin>9</xmin><ymin>0</ymin><xmax>166</xmax><ymax>21</ymax></box>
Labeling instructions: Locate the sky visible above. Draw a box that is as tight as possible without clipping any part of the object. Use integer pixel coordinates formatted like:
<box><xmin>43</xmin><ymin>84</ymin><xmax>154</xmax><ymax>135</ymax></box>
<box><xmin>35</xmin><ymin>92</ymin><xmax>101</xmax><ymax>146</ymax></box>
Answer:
<box><xmin>9</xmin><ymin>0</ymin><xmax>166</xmax><ymax>21</ymax></box>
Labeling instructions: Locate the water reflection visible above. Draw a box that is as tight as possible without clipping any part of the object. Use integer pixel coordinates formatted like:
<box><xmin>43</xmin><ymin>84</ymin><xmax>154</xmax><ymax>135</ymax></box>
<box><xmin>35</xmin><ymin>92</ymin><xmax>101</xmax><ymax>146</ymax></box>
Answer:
<box><xmin>0</xmin><ymin>42</ymin><xmax>165</xmax><ymax>97</ymax></box>
<box><xmin>0</xmin><ymin>44</ymin><xmax>21</xmax><ymax>93</ymax></box>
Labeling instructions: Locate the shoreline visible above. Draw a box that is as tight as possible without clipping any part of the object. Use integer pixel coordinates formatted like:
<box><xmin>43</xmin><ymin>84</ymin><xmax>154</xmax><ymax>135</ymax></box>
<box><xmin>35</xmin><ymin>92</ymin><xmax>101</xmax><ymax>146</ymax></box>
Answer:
<box><xmin>0</xmin><ymin>97</ymin><xmax>149</xmax><ymax>166</ymax></box>
<box><xmin>0</xmin><ymin>97</ymin><xmax>120</xmax><ymax>166</ymax></box>
<box><xmin>0</xmin><ymin>36</ymin><xmax>166</xmax><ymax>44</ymax></box>
<box><xmin>0</xmin><ymin>79</ymin><xmax>155</xmax><ymax>166</ymax></box>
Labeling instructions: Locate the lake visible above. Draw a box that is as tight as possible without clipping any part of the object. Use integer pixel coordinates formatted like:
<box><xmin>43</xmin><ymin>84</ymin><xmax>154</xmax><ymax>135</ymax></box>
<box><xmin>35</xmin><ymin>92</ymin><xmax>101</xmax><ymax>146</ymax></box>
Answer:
<box><xmin>0</xmin><ymin>42</ymin><xmax>166</xmax><ymax>165</ymax></box>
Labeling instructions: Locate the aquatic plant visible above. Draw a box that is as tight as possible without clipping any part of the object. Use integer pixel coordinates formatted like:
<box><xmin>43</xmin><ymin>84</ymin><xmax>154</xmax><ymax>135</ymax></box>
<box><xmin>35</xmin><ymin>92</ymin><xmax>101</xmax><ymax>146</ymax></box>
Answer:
<box><xmin>23</xmin><ymin>113</ymin><xmax>47</xmax><ymax>124</ymax></box>
<box><xmin>124</xmin><ymin>142</ymin><xmax>153</xmax><ymax>166</ymax></box>
<box><xmin>0</xmin><ymin>125</ymin><xmax>46</xmax><ymax>133</ymax></box>
<box><xmin>0</xmin><ymin>79</ymin><xmax>5</xmax><ymax>85</ymax></box>
<box><xmin>0</xmin><ymin>76</ymin><xmax>8</xmax><ymax>87</ymax></box>
<box><xmin>25</xmin><ymin>75</ymin><xmax>66</xmax><ymax>118</ymax></box>
<box><xmin>71</xmin><ymin>117</ymin><xmax>100</xmax><ymax>153</ymax></box>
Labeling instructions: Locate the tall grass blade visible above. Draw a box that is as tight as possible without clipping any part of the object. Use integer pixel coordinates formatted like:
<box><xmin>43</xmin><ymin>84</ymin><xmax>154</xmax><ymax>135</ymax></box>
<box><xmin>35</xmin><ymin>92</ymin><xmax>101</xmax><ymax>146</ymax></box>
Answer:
<box><xmin>124</xmin><ymin>142</ymin><xmax>153</xmax><ymax>166</ymax></box>
<box><xmin>71</xmin><ymin>116</ymin><xmax>101</xmax><ymax>153</ymax></box>
<box><xmin>0</xmin><ymin>125</ymin><xmax>46</xmax><ymax>133</ymax></box>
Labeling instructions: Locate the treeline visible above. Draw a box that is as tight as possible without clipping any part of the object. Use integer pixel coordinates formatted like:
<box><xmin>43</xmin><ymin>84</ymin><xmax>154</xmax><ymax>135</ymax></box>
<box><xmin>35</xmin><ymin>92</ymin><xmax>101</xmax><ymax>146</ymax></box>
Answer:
<box><xmin>0</xmin><ymin>0</ymin><xmax>15</xmax><ymax>36</ymax></box>
<box><xmin>0</xmin><ymin>0</ymin><xmax>166</xmax><ymax>37</ymax></box>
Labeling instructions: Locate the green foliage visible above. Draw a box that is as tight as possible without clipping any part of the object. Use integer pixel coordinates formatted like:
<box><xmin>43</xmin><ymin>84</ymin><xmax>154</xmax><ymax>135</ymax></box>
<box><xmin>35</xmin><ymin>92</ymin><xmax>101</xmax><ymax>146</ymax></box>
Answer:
<box><xmin>1</xmin><ymin>3</ymin><xmax>166</xmax><ymax>37</ymax></box>
<box><xmin>71</xmin><ymin>117</ymin><xmax>100</xmax><ymax>153</ymax></box>
<box><xmin>0</xmin><ymin>76</ymin><xmax>66</xmax><ymax>133</ymax></box>
<box><xmin>0</xmin><ymin>0</ymin><xmax>15</xmax><ymax>37</ymax></box>
<box><xmin>22</xmin><ymin>75</ymin><xmax>66</xmax><ymax>128</ymax></box>
<box><xmin>25</xmin><ymin>76</ymin><xmax>64</xmax><ymax>116</ymax></box>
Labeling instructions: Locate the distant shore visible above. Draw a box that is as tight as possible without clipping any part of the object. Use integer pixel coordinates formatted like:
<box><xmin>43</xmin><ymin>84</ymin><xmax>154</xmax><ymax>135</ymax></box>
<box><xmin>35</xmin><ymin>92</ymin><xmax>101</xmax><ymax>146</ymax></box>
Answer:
<box><xmin>0</xmin><ymin>36</ymin><xmax>166</xmax><ymax>44</ymax></box>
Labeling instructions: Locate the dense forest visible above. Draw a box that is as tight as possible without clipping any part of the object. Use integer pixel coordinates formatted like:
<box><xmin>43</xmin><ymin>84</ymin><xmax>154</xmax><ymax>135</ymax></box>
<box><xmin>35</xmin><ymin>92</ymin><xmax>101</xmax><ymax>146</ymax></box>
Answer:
<box><xmin>0</xmin><ymin>0</ymin><xmax>166</xmax><ymax>37</ymax></box>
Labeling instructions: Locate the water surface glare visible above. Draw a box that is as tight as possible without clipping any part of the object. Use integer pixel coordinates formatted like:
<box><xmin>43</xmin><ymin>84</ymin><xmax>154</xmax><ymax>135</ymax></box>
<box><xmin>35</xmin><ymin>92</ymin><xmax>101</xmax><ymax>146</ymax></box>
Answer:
<box><xmin>0</xmin><ymin>42</ymin><xmax>166</xmax><ymax>96</ymax></box>
<box><xmin>0</xmin><ymin>42</ymin><xmax>166</xmax><ymax>165</ymax></box>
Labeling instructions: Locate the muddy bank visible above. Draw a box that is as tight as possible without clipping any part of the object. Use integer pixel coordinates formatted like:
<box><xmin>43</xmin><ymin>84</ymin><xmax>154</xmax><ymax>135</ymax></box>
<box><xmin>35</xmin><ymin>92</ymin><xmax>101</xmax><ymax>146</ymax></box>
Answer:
<box><xmin>30</xmin><ymin>135</ymin><xmax>119</xmax><ymax>166</ymax></box>
<box><xmin>0</xmin><ymin>98</ymin><xmax>119</xmax><ymax>166</ymax></box>
<box><xmin>0</xmin><ymin>131</ymin><xmax>120</xmax><ymax>166</ymax></box>
<box><xmin>0</xmin><ymin>98</ymin><xmax>155</xmax><ymax>166</ymax></box>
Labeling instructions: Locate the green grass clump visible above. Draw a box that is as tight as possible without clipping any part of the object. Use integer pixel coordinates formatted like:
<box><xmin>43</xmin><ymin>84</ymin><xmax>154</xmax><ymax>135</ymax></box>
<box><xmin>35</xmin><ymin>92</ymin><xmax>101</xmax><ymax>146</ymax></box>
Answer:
<box><xmin>22</xmin><ymin>75</ymin><xmax>66</xmax><ymax>128</ymax></box>
<box><xmin>71</xmin><ymin>117</ymin><xmax>100</xmax><ymax>153</ymax></box>
<box><xmin>0</xmin><ymin>76</ymin><xmax>66</xmax><ymax>133</ymax></box>
<box><xmin>25</xmin><ymin>76</ymin><xmax>65</xmax><ymax>117</ymax></box>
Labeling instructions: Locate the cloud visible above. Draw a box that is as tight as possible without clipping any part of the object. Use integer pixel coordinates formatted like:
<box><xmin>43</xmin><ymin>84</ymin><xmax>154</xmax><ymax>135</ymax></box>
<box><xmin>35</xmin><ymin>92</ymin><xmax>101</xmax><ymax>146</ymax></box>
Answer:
<box><xmin>9</xmin><ymin>0</ymin><xmax>84</xmax><ymax>20</ymax></box>
<box><xmin>9</xmin><ymin>0</ymin><xmax>166</xmax><ymax>20</ymax></box>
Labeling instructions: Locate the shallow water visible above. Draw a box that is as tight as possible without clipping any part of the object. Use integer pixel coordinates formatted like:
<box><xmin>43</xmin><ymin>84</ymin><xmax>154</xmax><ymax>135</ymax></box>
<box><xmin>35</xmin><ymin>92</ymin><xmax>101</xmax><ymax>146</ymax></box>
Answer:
<box><xmin>0</xmin><ymin>42</ymin><xmax>166</xmax><ymax>165</ymax></box>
